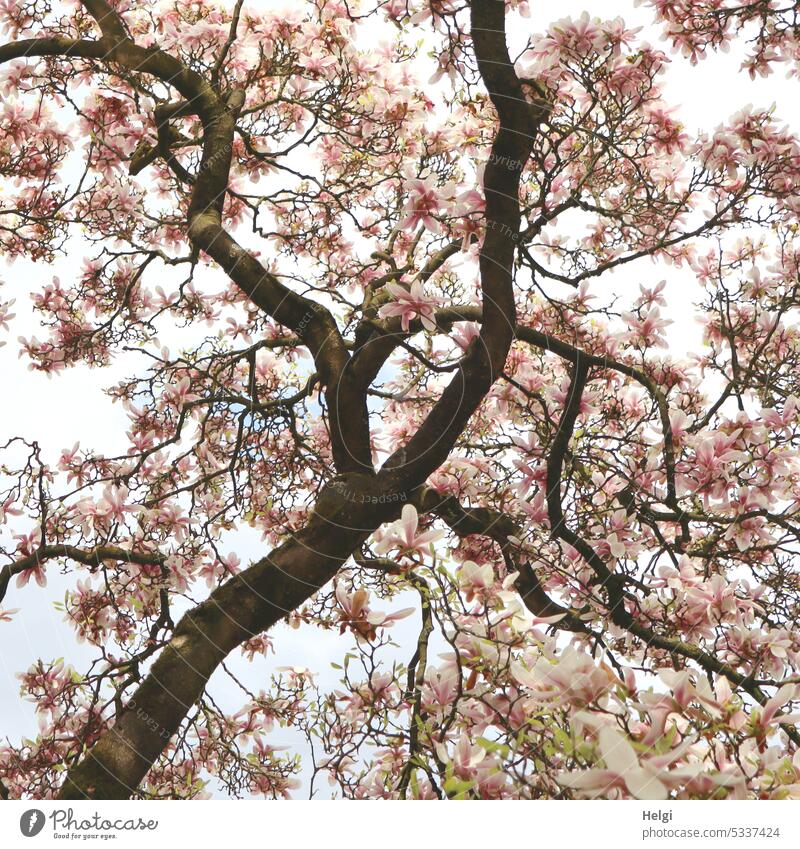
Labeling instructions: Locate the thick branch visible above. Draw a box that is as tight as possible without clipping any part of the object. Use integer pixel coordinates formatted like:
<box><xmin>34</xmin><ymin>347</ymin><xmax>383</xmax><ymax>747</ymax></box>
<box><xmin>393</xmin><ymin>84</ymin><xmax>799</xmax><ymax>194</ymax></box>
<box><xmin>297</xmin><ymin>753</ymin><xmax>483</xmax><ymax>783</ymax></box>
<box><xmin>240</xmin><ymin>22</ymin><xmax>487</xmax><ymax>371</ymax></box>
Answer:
<box><xmin>80</xmin><ymin>0</ymin><xmax>128</xmax><ymax>39</ymax></box>
<box><xmin>0</xmin><ymin>545</ymin><xmax>165</xmax><ymax>606</ymax></box>
<box><xmin>381</xmin><ymin>303</ymin><xmax>683</xmax><ymax>525</ymax></box>
<box><xmin>417</xmin><ymin>489</ymin><xmax>586</xmax><ymax>630</ymax></box>
<box><xmin>422</xmin><ymin>489</ymin><xmax>800</xmax><ymax>745</ymax></box>
<box><xmin>58</xmin><ymin>475</ymin><xmax>399</xmax><ymax>799</ymax></box>
<box><xmin>0</xmin><ymin>28</ymin><xmax>374</xmax><ymax>474</ymax></box>
<box><xmin>380</xmin><ymin>0</ymin><xmax>544</xmax><ymax>489</ymax></box>
<box><xmin>539</xmin><ymin>365</ymin><xmax>800</xmax><ymax>745</ymax></box>
<box><xmin>186</xmin><ymin>93</ymin><xmax>372</xmax><ymax>473</ymax></box>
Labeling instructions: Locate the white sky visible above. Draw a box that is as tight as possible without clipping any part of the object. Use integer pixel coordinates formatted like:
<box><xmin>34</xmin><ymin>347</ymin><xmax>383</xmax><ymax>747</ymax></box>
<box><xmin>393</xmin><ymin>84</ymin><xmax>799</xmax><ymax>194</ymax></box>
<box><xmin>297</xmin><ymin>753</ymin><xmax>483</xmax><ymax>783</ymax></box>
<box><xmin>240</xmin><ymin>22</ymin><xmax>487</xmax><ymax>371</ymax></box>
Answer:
<box><xmin>0</xmin><ymin>0</ymin><xmax>797</xmax><ymax>797</ymax></box>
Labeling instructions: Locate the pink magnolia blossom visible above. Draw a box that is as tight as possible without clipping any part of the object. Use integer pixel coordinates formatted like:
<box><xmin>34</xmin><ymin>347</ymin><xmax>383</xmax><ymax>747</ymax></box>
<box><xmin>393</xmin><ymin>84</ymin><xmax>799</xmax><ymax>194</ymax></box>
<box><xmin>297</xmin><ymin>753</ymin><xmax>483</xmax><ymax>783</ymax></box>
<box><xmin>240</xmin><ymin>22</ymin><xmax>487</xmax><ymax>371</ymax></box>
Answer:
<box><xmin>334</xmin><ymin>582</ymin><xmax>413</xmax><ymax>640</ymax></box>
<box><xmin>373</xmin><ymin>504</ymin><xmax>444</xmax><ymax>557</ymax></box>
<box><xmin>557</xmin><ymin>725</ymin><xmax>700</xmax><ymax>800</ymax></box>
<box><xmin>398</xmin><ymin>175</ymin><xmax>450</xmax><ymax>233</ymax></box>
<box><xmin>751</xmin><ymin>683</ymin><xmax>800</xmax><ymax>740</ymax></box>
<box><xmin>378</xmin><ymin>281</ymin><xmax>440</xmax><ymax>332</ymax></box>
<box><xmin>434</xmin><ymin>733</ymin><xmax>509</xmax><ymax>798</ymax></box>
<box><xmin>623</xmin><ymin>306</ymin><xmax>673</xmax><ymax>348</ymax></box>
<box><xmin>511</xmin><ymin>647</ymin><xmax>616</xmax><ymax>708</ymax></box>
<box><xmin>456</xmin><ymin>560</ymin><xmax>495</xmax><ymax>602</ymax></box>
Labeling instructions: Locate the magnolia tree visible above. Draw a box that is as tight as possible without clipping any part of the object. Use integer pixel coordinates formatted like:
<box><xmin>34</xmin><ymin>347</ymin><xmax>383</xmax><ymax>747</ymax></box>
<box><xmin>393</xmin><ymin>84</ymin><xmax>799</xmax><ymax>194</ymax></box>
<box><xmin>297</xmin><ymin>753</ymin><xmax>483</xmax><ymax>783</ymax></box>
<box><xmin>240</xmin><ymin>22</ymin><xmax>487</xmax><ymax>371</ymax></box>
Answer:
<box><xmin>2</xmin><ymin>0</ymin><xmax>800</xmax><ymax>801</ymax></box>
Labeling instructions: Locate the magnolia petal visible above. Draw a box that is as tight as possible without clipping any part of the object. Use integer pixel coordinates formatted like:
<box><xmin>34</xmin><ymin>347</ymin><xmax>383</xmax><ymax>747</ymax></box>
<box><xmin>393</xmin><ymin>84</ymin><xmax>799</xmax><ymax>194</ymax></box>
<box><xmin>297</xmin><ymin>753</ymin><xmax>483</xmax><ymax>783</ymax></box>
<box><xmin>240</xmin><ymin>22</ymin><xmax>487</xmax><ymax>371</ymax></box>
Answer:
<box><xmin>532</xmin><ymin>612</ymin><xmax>568</xmax><ymax>624</ymax></box>
<box><xmin>556</xmin><ymin>769</ymin><xmax>617</xmax><ymax>791</ymax></box>
<box><xmin>625</xmin><ymin>767</ymin><xmax>668</xmax><ymax>801</ymax></box>
<box><xmin>510</xmin><ymin>660</ymin><xmax>538</xmax><ymax>690</ymax></box>
<box><xmin>598</xmin><ymin>726</ymin><xmax>638</xmax><ymax>775</ymax></box>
